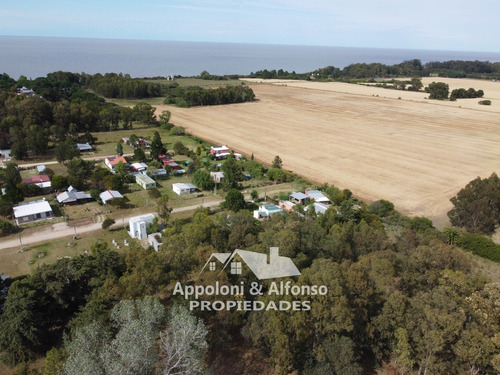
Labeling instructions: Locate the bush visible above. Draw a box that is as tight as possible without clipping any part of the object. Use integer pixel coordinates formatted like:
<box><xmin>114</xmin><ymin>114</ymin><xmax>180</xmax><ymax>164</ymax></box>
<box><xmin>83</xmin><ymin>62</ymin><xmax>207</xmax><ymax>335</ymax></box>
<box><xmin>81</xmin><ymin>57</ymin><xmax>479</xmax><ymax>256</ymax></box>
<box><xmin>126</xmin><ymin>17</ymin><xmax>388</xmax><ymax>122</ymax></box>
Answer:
<box><xmin>170</xmin><ymin>126</ymin><xmax>186</xmax><ymax>136</ymax></box>
<box><xmin>457</xmin><ymin>231</ymin><xmax>500</xmax><ymax>262</ymax></box>
<box><xmin>368</xmin><ymin>199</ymin><xmax>395</xmax><ymax>217</ymax></box>
<box><xmin>148</xmin><ymin>188</ymin><xmax>162</xmax><ymax>199</ymax></box>
<box><xmin>0</xmin><ymin>219</ymin><xmax>14</xmax><ymax>234</ymax></box>
<box><xmin>479</xmin><ymin>100</ymin><xmax>491</xmax><ymax>105</ymax></box>
<box><xmin>192</xmin><ymin>170</ymin><xmax>214</xmax><ymax>191</ymax></box>
<box><xmin>102</xmin><ymin>218</ymin><xmax>115</xmax><ymax>230</ymax></box>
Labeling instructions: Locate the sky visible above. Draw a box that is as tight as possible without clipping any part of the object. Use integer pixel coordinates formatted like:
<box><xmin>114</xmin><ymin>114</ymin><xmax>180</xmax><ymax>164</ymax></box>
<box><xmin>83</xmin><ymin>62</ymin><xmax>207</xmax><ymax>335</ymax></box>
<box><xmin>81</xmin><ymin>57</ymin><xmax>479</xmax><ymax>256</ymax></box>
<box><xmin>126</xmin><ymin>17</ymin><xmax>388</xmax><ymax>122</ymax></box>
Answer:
<box><xmin>1</xmin><ymin>0</ymin><xmax>499</xmax><ymax>52</ymax></box>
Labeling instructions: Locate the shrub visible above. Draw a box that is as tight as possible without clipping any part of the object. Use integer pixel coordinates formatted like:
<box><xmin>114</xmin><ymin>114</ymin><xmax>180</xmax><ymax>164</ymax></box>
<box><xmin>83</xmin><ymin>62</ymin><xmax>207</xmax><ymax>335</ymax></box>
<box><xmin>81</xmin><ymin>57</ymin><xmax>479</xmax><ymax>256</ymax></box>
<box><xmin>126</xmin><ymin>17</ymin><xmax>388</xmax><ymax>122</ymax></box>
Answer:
<box><xmin>479</xmin><ymin>100</ymin><xmax>491</xmax><ymax>105</ymax></box>
<box><xmin>368</xmin><ymin>199</ymin><xmax>395</xmax><ymax>217</ymax></box>
<box><xmin>102</xmin><ymin>218</ymin><xmax>115</xmax><ymax>230</ymax></box>
<box><xmin>148</xmin><ymin>188</ymin><xmax>162</xmax><ymax>199</ymax></box>
<box><xmin>457</xmin><ymin>231</ymin><xmax>500</xmax><ymax>262</ymax></box>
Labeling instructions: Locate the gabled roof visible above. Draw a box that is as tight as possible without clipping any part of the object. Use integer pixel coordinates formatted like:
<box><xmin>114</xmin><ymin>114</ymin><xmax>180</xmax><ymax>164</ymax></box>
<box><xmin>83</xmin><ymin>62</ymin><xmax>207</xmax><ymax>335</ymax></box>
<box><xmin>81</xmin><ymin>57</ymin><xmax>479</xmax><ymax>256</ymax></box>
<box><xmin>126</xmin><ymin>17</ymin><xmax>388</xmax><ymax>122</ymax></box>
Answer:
<box><xmin>56</xmin><ymin>186</ymin><xmax>92</xmax><ymax>203</ymax></box>
<box><xmin>99</xmin><ymin>190</ymin><xmax>124</xmax><ymax>203</ymax></box>
<box><xmin>13</xmin><ymin>200</ymin><xmax>52</xmax><ymax>218</ymax></box>
<box><xmin>106</xmin><ymin>156</ymin><xmax>127</xmax><ymax>166</ymax></box>
<box><xmin>22</xmin><ymin>175</ymin><xmax>50</xmax><ymax>184</ymax></box>
<box><xmin>290</xmin><ymin>192</ymin><xmax>309</xmax><ymax>201</ymax></box>
<box><xmin>305</xmin><ymin>190</ymin><xmax>330</xmax><ymax>202</ymax></box>
<box><xmin>223</xmin><ymin>249</ymin><xmax>301</xmax><ymax>280</ymax></box>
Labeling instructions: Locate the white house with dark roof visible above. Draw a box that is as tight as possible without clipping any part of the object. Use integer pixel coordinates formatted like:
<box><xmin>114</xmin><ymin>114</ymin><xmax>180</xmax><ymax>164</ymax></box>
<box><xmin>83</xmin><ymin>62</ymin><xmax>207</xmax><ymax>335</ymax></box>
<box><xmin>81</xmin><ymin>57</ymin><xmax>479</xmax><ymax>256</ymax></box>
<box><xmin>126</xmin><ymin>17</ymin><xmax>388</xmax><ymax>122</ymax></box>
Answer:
<box><xmin>13</xmin><ymin>199</ymin><xmax>54</xmax><ymax>225</ymax></box>
<box><xmin>201</xmin><ymin>247</ymin><xmax>300</xmax><ymax>280</ymax></box>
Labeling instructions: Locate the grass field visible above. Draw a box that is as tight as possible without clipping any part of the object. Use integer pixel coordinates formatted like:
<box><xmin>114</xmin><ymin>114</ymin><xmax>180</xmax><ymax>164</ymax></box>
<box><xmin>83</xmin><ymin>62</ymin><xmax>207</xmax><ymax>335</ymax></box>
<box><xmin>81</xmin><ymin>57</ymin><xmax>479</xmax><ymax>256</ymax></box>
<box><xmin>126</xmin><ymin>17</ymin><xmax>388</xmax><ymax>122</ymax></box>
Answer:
<box><xmin>152</xmin><ymin>78</ymin><xmax>500</xmax><ymax>229</ymax></box>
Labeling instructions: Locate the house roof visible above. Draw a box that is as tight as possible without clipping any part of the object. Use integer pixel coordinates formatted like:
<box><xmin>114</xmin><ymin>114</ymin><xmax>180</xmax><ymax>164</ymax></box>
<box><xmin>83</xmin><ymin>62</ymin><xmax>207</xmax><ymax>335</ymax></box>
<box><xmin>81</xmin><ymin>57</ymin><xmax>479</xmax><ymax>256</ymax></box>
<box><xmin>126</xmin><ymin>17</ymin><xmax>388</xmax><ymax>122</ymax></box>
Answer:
<box><xmin>172</xmin><ymin>183</ymin><xmax>197</xmax><ymax>190</ymax></box>
<box><xmin>290</xmin><ymin>192</ymin><xmax>309</xmax><ymax>201</ymax></box>
<box><xmin>76</xmin><ymin>143</ymin><xmax>93</xmax><ymax>151</ymax></box>
<box><xmin>211</xmin><ymin>145</ymin><xmax>229</xmax><ymax>152</ymax></box>
<box><xmin>224</xmin><ymin>249</ymin><xmax>301</xmax><ymax>280</ymax></box>
<box><xmin>131</xmin><ymin>162</ymin><xmax>148</xmax><ymax>170</ymax></box>
<box><xmin>129</xmin><ymin>213</ymin><xmax>155</xmax><ymax>224</ymax></box>
<box><xmin>99</xmin><ymin>190</ymin><xmax>123</xmax><ymax>203</ymax></box>
<box><xmin>136</xmin><ymin>174</ymin><xmax>155</xmax><ymax>184</ymax></box>
<box><xmin>305</xmin><ymin>202</ymin><xmax>329</xmax><ymax>215</ymax></box>
<box><xmin>56</xmin><ymin>186</ymin><xmax>92</xmax><ymax>203</ymax></box>
<box><xmin>106</xmin><ymin>156</ymin><xmax>127</xmax><ymax>166</ymax></box>
<box><xmin>13</xmin><ymin>200</ymin><xmax>52</xmax><ymax>218</ymax></box>
<box><xmin>305</xmin><ymin>190</ymin><xmax>330</xmax><ymax>202</ymax></box>
<box><xmin>22</xmin><ymin>175</ymin><xmax>50</xmax><ymax>184</ymax></box>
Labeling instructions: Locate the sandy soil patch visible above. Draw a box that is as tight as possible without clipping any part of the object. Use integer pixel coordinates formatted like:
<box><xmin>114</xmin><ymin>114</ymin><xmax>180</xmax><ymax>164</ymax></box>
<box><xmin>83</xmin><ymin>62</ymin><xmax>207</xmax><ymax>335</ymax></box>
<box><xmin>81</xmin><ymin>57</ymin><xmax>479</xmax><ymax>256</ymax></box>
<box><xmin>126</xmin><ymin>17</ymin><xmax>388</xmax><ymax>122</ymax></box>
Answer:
<box><xmin>158</xmin><ymin>80</ymin><xmax>500</xmax><ymax>229</ymax></box>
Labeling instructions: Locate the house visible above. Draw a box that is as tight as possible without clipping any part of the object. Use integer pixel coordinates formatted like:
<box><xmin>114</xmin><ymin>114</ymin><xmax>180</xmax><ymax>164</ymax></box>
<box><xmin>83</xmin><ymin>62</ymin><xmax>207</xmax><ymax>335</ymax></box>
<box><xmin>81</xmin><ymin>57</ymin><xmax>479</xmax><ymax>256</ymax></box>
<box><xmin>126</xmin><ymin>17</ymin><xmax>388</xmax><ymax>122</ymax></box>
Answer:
<box><xmin>289</xmin><ymin>192</ymin><xmax>310</xmax><ymax>205</ymax></box>
<box><xmin>279</xmin><ymin>200</ymin><xmax>296</xmax><ymax>212</ymax></box>
<box><xmin>129</xmin><ymin>213</ymin><xmax>155</xmax><ymax>239</ymax></box>
<box><xmin>13</xmin><ymin>199</ymin><xmax>54</xmax><ymax>225</ymax></box>
<box><xmin>210</xmin><ymin>145</ymin><xmax>231</xmax><ymax>160</ymax></box>
<box><xmin>18</xmin><ymin>87</ymin><xmax>35</xmax><ymax>96</ymax></box>
<box><xmin>56</xmin><ymin>186</ymin><xmax>92</xmax><ymax>205</ymax></box>
<box><xmin>99</xmin><ymin>190</ymin><xmax>124</xmax><ymax>204</ymax></box>
<box><xmin>305</xmin><ymin>190</ymin><xmax>331</xmax><ymax>205</ymax></box>
<box><xmin>136</xmin><ymin>174</ymin><xmax>156</xmax><ymax>190</ymax></box>
<box><xmin>104</xmin><ymin>156</ymin><xmax>128</xmax><ymax>172</ymax></box>
<box><xmin>21</xmin><ymin>175</ymin><xmax>51</xmax><ymax>190</ymax></box>
<box><xmin>148</xmin><ymin>233</ymin><xmax>163</xmax><ymax>251</ymax></box>
<box><xmin>76</xmin><ymin>143</ymin><xmax>93</xmax><ymax>152</ymax></box>
<box><xmin>122</xmin><ymin>137</ymin><xmax>130</xmax><ymax>144</ymax></box>
<box><xmin>202</xmin><ymin>247</ymin><xmax>301</xmax><ymax>280</ymax></box>
<box><xmin>305</xmin><ymin>202</ymin><xmax>329</xmax><ymax>215</ymax></box>
<box><xmin>131</xmin><ymin>162</ymin><xmax>148</xmax><ymax>172</ymax></box>
<box><xmin>253</xmin><ymin>204</ymin><xmax>283</xmax><ymax>220</ymax></box>
<box><xmin>147</xmin><ymin>168</ymin><xmax>168</xmax><ymax>178</ymax></box>
<box><xmin>210</xmin><ymin>171</ymin><xmax>224</xmax><ymax>183</ymax></box>
<box><xmin>172</xmin><ymin>183</ymin><xmax>197</xmax><ymax>196</ymax></box>
<box><xmin>136</xmin><ymin>138</ymin><xmax>150</xmax><ymax>148</ymax></box>
<box><xmin>158</xmin><ymin>155</ymin><xmax>180</xmax><ymax>170</ymax></box>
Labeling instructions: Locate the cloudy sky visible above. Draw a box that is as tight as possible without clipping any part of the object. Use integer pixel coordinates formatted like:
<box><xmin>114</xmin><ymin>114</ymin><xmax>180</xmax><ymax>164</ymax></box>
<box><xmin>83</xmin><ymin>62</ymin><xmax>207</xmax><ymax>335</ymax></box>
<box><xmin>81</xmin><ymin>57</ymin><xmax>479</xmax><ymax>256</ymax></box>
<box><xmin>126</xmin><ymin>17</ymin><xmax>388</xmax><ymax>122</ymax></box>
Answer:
<box><xmin>1</xmin><ymin>0</ymin><xmax>498</xmax><ymax>52</ymax></box>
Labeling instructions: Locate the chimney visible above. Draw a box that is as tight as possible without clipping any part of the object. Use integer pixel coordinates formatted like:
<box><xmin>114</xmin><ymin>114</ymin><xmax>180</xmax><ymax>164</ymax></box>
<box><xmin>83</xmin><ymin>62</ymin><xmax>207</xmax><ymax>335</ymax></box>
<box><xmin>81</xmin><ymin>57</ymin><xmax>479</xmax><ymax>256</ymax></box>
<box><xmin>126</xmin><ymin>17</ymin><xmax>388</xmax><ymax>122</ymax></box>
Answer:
<box><xmin>268</xmin><ymin>247</ymin><xmax>279</xmax><ymax>264</ymax></box>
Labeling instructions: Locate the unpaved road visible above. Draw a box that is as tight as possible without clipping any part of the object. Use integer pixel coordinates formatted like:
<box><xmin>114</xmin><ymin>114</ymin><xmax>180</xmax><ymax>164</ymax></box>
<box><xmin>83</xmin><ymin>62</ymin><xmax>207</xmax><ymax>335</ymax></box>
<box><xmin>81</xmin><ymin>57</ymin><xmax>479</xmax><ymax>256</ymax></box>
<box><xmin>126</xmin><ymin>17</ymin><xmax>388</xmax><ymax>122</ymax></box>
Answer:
<box><xmin>0</xmin><ymin>200</ymin><xmax>222</xmax><ymax>250</ymax></box>
<box><xmin>156</xmin><ymin>78</ymin><xmax>500</xmax><ymax>228</ymax></box>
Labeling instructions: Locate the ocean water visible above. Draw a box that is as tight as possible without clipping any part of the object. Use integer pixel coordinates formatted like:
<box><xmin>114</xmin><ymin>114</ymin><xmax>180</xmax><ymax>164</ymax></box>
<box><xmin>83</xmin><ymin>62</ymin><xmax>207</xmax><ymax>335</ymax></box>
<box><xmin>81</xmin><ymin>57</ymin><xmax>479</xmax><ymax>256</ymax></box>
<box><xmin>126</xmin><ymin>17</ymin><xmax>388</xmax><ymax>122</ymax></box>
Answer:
<box><xmin>1</xmin><ymin>36</ymin><xmax>500</xmax><ymax>79</ymax></box>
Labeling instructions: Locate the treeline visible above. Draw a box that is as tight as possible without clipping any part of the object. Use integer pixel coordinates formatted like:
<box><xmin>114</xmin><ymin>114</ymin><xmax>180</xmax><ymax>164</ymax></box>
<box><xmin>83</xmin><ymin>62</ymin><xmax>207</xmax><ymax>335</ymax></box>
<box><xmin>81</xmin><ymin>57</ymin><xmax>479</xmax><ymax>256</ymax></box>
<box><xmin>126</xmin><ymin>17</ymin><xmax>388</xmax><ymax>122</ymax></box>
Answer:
<box><xmin>164</xmin><ymin>85</ymin><xmax>255</xmax><ymax>107</ymax></box>
<box><xmin>85</xmin><ymin>73</ymin><xmax>163</xmax><ymax>99</ymax></box>
<box><xmin>1</xmin><ymin>190</ymin><xmax>500</xmax><ymax>373</ymax></box>
<box><xmin>450</xmin><ymin>87</ymin><xmax>484</xmax><ymax>100</ymax></box>
<box><xmin>246</xmin><ymin>59</ymin><xmax>500</xmax><ymax>81</ymax></box>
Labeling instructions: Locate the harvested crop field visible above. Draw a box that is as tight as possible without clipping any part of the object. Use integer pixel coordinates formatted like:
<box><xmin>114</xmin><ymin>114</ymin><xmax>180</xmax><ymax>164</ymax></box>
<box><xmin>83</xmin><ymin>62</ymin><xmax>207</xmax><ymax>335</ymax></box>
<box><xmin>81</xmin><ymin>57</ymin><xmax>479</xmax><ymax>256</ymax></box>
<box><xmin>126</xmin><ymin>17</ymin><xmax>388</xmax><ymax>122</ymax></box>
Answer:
<box><xmin>156</xmin><ymin>78</ymin><xmax>500</xmax><ymax>228</ymax></box>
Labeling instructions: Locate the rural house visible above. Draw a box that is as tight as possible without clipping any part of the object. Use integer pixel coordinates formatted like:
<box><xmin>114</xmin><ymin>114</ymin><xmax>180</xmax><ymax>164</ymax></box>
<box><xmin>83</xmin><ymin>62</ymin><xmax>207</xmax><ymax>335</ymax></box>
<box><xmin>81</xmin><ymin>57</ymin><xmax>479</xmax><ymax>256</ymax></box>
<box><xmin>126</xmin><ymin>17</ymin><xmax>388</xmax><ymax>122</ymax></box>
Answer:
<box><xmin>202</xmin><ymin>247</ymin><xmax>301</xmax><ymax>280</ymax></box>
<box><xmin>148</xmin><ymin>232</ymin><xmax>163</xmax><ymax>251</ymax></box>
<box><xmin>56</xmin><ymin>186</ymin><xmax>92</xmax><ymax>205</ymax></box>
<box><xmin>99</xmin><ymin>190</ymin><xmax>124</xmax><ymax>204</ymax></box>
<box><xmin>22</xmin><ymin>175</ymin><xmax>51</xmax><ymax>190</ymax></box>
<box><xmin>305</xmin><ymin>190</ymin><xmax>330</xmax><ymax>205</ymax></box>
<box><xmin>158</xmin><ymin>155</ymin><xmax>180</xmax><ymax>170</ymax></box>
<box><xmin>210</xmin><ymin>171</ymin><xmax>224</xmax><ymax>183</ymax></box>
<box><xmin>172</xmin><ymin>183</ymin><xmax>197</xmax><ymax>195</ymax></box>
<box><xmin>289</xmin><ymin>192</ymin><xmax>310</xmax><ymax>205</ymax></box>
<box><xmin>210</xmin><ymin>145</ymin><xmax>231</xmax><ymax>160</ymax></box>
<box><xmin>253</xmin><ymin>204</ymin><xmax>283</xmax><ymax>220</ymax></box>
<box><xmin>76</xmin><ymin>143</ymin><xmax>93</xmax><ymax>152</ymax></box>
<box><xmin>13</xmin><ymin>199</ymin><xmax>54</xmax><ymax>225</ymax></box>
<box><xmin>136</xmin><ymin>174</ymin><xmax>156</xmax><ymax>190</ymax></box>
<box><xmin>128</xmin><ymin>213</ymin><xmax>156</xmax><ymax>239</ymax></box>
<box><xmin>104</xmin><ymin>156</ymin><xmax>128</xmax><ymax>172</ymax></box>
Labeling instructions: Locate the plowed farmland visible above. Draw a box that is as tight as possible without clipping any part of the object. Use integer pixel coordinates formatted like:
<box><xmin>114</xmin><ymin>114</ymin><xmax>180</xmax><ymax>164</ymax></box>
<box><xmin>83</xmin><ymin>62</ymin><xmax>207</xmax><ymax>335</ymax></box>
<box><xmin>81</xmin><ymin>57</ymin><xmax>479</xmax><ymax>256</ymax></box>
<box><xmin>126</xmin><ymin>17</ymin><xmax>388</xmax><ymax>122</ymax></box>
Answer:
<box><xmin>156</xmin><ymin>78</ymin><xmax>500</xmax><ymax>228</ymax></box>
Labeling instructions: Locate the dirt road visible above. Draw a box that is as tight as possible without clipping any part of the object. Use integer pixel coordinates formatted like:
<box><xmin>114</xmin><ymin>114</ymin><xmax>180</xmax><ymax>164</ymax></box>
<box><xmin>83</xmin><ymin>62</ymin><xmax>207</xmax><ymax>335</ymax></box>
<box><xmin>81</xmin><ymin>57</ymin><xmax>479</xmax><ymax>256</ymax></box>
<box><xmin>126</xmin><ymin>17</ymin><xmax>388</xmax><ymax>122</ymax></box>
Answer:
<box><xmin>0</xmin><ymin>200</ymin><xmax>222</xmax><ymax>250</ymax></box>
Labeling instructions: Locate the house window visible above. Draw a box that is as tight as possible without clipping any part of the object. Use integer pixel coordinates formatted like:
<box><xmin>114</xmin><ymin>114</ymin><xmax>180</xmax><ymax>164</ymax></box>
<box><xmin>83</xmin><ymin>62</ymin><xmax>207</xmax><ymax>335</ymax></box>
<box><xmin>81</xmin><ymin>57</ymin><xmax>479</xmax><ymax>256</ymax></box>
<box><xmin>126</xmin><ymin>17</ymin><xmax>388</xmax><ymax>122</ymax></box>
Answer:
<box><xmin>209</xmin><ymin>262</ymin><xmax>216</xmax><ymax>271</ymax></box>
<box><xmin>231</xmin><ymin>262</ymin><xmax>242</xmax><ymax>275</ymax></box>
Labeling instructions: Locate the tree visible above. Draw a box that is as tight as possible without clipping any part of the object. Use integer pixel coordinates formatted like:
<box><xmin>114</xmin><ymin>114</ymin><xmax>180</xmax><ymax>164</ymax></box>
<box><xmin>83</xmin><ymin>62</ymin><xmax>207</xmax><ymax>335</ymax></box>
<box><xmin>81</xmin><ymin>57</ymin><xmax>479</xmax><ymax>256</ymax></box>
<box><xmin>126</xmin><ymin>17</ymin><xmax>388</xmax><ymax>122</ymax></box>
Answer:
<box><xmin>51</xmin><ymin>175</ymin><xmax>68</xmax><ymax>191</ymax></box>
<box><xmin>409</xmin><ymin>77</ymin><xmax>423</xmax><ymax>91</ymax></box>
<box><xmin>426</xmin><ymin>81</ymin><xmax>449</xmax><ymax>100</ymax></box>
<box><xmin>221</xmin><ymin>157</ymin><xmax>243</xmax><ymax>190</ymax></box>
<box><xmin>157</xmin><ymin>195</ymin><xmax>172</xmax><ymax>225</ymax></box>
<box><xmin>192</xmin><ymin>170</ymin><xmax>214</xmax><ymax>191</ymax></box>
<box><xmin>160</xmin><ymin>305</ymin><xmax>208</xmax><ymax>375</ymax></box>
<box><xmin>3</xmin><ymin>162</ymin><xmax>23</xmax><ymax>204</ymax></box>
<box><xmin>173</xmin><ymin>141</ymin><xmax>188</xmax><ymax>155</ymax></box>
<box><xmin>150</xmin><ymin>131</ymin><xmax>166</xmax><ymax>160</ymax></box>
<box><xmin>133</xmin><ymin>147</ymin><xmax>146</xmax><ymax>162</ymax></box>
<box><xmin>64</xmin><ymin>296</ymin><xmax>165</xmax><ymax>375</ymax></box>
<box><xmin>116</xmin><ymin>142</ymin><xmax>123</xmax><ymax>156</ymax></box>
<box><xmin>222</xmin><ymin>188</ymin><xmax>246</xmax><ymax>212</ymax></box>
<box><xmin>66</xmin><ymin>158</ymin><xmax>94</xmax><ymax>189</ymax></box>
<box><xmin>133</xmin><ymin>102</ymin><xmax>157</xmax><ymax>126</ymax></box>
<box><xmin>55</xmin><ymin>138</ymin><xmax>80</xmax><ymax>163</ymax></box>
<box><xmin>272</xmin><ymin>155</ymin><xmax>283</xmax><ymax>169</ymax></box>
<box><xmin>159</xmin><ymin>110</ymin><xmax>171</xmax><ymax>125</ymax></box>
<box><xmin>448</xmin><ymin>173</ymin><xmax>500</xmax><ymax>234</ymax></box>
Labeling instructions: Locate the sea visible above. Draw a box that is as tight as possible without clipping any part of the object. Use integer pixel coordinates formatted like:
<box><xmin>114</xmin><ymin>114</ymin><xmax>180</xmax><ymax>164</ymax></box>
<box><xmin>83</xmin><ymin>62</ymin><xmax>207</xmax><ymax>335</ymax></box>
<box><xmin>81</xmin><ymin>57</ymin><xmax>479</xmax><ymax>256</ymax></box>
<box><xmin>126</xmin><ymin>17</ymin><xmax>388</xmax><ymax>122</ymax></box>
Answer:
<box><xmin>2</xmin><ymin>36</ymin><xmax>500</xmax><ymax>79</ymax></box>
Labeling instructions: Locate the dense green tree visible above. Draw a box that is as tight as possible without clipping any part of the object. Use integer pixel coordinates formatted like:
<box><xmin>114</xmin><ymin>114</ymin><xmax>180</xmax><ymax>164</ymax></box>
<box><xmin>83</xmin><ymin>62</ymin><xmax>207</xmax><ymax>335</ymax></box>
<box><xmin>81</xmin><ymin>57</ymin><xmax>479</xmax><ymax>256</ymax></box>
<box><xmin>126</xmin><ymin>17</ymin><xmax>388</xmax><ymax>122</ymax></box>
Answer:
<box><xmin>272</xmin><ymin>155</ymin><xmax>283</xmax><ymax>169</ymax></box>
<box><xmin>133</xmin><ymin>147</ymin><xmax>146</xmax><ymax>162</ymax></box>
<box><xmin>150</xmin><ymin>131</ymin><xmax>166</xmax><ymax>160</ymax></box>
<box><xmin>133</xmin><ymin>102</ymin><xmax>157</xmax><ymax>126</ymax></box>
<box><xmin>157</xmin><ymin>195</ymin><xmax>172</xmax><ymax>225</ymax></box>
<box><xmin>222</xmin><ymin>188</ymin><xmax>246</xmax><ymax>212</ymax></box>
<box><xmin>51</xmin><ymin>175</ymin><xmax>68</xmax><ymax>191</ymax></box>
<box><xmin>426</xmin><ymin>81</ymin><xmax>449</xmax><ymax>100</ymax></box>
<box><xmin>116</xmin><ymin>142</ymin><xmax>123</xmax><ymax>156</ymax></box>
<box><xmin>3</xmin><ymin>162</ymin><xmax>23</xmax><ymax>204</ymax></box>
<box><xmin>55</xmin><ymin>138</ymin><xmax>80</xmax><ymax>163</ymax></box>
<box><xmin>221</xmin><ymin>157</ymin><xmax>243</xmax><ymax>190</ymax></box>
<box><xmin>66</xmin><ymin>158</ymin><xmax>94</xmax><ymax>189</ymax></box>
<box><xmin>448</xmin><ymin>173</ymin><xmax>500</xmax><ymax>234</ymax></box>
<box><xmin>192</xmin><ymin>170</ymin><xmax>214</xmax><ymax>191</ymax></box>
